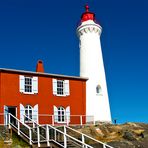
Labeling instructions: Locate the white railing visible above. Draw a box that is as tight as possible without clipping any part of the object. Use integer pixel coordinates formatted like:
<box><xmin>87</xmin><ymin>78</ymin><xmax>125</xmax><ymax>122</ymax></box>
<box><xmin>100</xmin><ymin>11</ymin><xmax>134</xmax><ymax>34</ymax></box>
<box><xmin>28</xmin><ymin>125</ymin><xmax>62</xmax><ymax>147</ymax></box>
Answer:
<box><xmin>64</xmin><ymin>126</ymin><xmax>114</xmax><ymax>148</ymax></box>
<box><xmin>8</xmin><ymin>113</ymin><xmax>93</xmax><ymax>147</ymax></box>
<box><xmin>23</xmin><ymin>114</ymin><xmax>40</xmax><ymax>128</ymax></box>
<box><xmin>20</xmin><ymin>114</ymin><xmax>113</xmax><ymax>148</ymax></box>
<box><xmin>38</xmin><ymin>114</ymin><xmax>95</xmax><ymax>126</ymax></box>
<box><xmin>21</xmin><ymin>115</ymin><xmax>94</xmax><ymax>147</ymax></box>
<box><xmin>46</xmin><ymin>124</ymin><xmax>93</xmax><ymax>148</ymax></box>
<box><xmin>8</xmin><ymin>113</ymin><xmax>33</xmax><ymax>145</ymax></box>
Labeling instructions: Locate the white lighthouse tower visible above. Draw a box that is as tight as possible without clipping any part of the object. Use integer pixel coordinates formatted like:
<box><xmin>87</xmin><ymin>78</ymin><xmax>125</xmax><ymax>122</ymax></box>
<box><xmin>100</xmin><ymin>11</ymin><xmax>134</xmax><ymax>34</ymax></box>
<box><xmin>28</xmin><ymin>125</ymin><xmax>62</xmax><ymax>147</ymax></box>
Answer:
<box><xmin>77</xmin><ymin>5</ymin><xmax>111</xmax><ymax>122</ymax></box>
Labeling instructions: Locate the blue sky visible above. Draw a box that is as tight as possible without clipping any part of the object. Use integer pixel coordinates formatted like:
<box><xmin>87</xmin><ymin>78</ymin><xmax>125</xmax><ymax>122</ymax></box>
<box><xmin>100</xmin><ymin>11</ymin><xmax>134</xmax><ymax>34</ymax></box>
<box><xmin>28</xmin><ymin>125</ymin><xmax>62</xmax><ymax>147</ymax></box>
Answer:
<box><xmin>0</xmin><ymin>0</ymin><xmax>148</xmax><ymax>123</ymax></box>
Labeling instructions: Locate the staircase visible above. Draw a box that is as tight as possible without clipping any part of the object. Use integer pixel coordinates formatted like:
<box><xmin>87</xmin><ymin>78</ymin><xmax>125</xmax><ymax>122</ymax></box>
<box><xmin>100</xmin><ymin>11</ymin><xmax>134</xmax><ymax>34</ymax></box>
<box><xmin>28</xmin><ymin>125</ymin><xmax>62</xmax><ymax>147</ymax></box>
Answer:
<box><xmin>8</xmin><ymin>113</ymin><xmax>113</xmax><ymax>148</ymax></box>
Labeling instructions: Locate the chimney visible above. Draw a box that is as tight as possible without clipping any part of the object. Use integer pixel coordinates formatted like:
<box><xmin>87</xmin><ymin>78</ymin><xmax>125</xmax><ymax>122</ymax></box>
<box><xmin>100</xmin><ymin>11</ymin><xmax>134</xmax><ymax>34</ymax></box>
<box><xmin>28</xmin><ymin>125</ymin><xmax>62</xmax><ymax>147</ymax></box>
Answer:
<box><xmin>36</xmin><ymin>60</ymin><xmax>44</xmax><ymax>73</ymax></box>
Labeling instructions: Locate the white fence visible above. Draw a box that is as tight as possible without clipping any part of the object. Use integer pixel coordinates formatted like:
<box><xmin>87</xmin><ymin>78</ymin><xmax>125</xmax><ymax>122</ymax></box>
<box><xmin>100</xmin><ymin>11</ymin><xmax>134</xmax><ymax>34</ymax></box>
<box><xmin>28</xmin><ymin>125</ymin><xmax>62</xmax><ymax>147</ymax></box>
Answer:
<box><xmin>38</xmin><ymin>114</ymin><xmax>95</xmax><ymax>126</ymax></box>
<box><xmin>0</xmin><ymin>113</ymin><xmax>95</xmax><ymax>126</ymax></box>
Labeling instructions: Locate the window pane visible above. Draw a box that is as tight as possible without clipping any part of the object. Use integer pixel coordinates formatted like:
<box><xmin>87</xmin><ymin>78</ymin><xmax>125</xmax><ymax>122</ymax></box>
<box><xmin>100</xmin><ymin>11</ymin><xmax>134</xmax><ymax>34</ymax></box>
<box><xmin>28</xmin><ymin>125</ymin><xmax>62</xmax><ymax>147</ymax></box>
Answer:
<box><xmin>57</xmin><ymin>80</ymin><xmax>64</xmax><ymax>95</ymax></box>
<box><xmin>62</xmin><ymin>115</ymin><xmax>64</xmax><ymax>121</ymax></box>
<box><xmin>25</xmin><ymin>105</ymin><xmax>32</xmax><ymax>122</ymax></box>
<box><xmin>96</xmin><ymin>85</ymin><xmax>102</xmax><ymax>94</ymax></box>
<box><xmin>24</xmin><ymin>77</ymin><xmax>32</xmax><ymax>93</ymax></box>
<box><xmin>57</xmin><ymin>107</ymin><xmax>65</xmax><ymax>122</ymax></box>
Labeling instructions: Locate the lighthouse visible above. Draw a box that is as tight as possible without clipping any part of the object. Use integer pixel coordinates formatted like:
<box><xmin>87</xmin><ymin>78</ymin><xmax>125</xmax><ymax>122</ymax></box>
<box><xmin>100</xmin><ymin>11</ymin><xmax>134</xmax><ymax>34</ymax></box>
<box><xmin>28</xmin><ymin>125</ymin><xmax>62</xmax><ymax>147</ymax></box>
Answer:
<box><xmin>77</xmin><ymin>5</ymin><xmax>111</xmax><ymax>122</ymax></box>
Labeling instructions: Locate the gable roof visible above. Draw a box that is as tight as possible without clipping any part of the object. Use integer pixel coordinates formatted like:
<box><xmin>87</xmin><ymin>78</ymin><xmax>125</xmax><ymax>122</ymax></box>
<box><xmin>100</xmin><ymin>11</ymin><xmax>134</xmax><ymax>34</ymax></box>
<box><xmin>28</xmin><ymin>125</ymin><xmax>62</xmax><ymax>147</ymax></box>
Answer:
<box><xmin>0</xmin><ymin>68</ymin><xmax>88</xmax><ymax>81</ymax></box>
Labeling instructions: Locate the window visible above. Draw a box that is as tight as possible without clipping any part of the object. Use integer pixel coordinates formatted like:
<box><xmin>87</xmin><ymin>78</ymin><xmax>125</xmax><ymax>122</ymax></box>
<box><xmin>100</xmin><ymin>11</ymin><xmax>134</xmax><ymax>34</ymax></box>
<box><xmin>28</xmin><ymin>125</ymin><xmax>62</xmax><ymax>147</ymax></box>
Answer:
<box><xmin>19</xmin><ymin>75</ymin><xmax>38</xmax><ymax>94</ymax></box>
<box><xmin>25</xmin><ymin>105</ymin><xmax>32</xmax><ymax>122</ymax></box>
<box><xmin>96</xmin><ymin>85</ymin><xmax>102</xmax><ymax>95</ymax></box>
<box><xmin>58</xmin><ymin>107</ymin><xmax>65</xmax><ymax>122</ymax></box>
<box><xmin>53</xmin><ymin>79</ymin><xmax>70</xmax><ymax>96</ymax></box>
<box><xmin>25</xmin><ymin>77</ymin><xmax>32</xmax><ymax>92</ymax></box>
<box><xmin>54</xmin><ymin>106</ymin><xmax>70</xmax><ymax>123</ymax></box>
<box><xmin>20</xmin><ymin>104</ymin><xmax>38</xmax><ymax>123</ymax></box>
<box><xmin>57</xmin><ymin>80</ymin><xmax>64</xmax><ymax>95</ymax></box>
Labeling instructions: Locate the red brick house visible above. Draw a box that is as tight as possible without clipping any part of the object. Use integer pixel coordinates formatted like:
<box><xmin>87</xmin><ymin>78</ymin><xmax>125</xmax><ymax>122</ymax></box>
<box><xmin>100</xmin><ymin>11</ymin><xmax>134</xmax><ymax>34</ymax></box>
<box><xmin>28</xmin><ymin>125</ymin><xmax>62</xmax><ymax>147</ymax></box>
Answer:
<box><xmin>0</xmin><ymin>60</ymin><xmax>87</xmax><ymax>125</ymax></box>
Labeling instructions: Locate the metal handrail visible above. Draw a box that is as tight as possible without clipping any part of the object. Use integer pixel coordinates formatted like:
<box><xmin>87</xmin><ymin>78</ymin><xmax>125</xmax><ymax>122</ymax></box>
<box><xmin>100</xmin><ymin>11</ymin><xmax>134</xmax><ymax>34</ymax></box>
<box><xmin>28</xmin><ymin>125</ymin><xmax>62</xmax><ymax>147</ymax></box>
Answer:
<box><xmin>23</xmin><ymin>114</ymin><xmax>48</xmax><ymax>144</ymax></box>
<box><xmin>46</xmin><ymin>124</ymin><xmax>93</xmax><ymax>148</ymax></box>
<box><xmin>8</xmin><ymin>113</ymin><xmax>113</xmax><ymax>148</ymax></box>
<box><xmin>50</xmin><ymin>139</ymin><xmax>64</xmax><ymax>147</ymax></box>
<box><xmin>65</xmin><ymin>126</ymin><xmax>113</xmax><ymax>148</ymax></box>
<box><xmin>9</xmin><ymin>113</ymin><xmax>31</xmax><ymax>129</ymax></box>
<box><xmin>23</xmin><ymin>114</ymin><xmax>39</xmax><ymax>126</ymax></box>
<box><xmin>8</xmin><ymin>113</ymin><xmax>33</xmax><ymax>145</ymax></box>
<box><xmin>10</xmin><ymin>122</ymin><xmax>30</xmax><ymax>140</ymax></box>
<box><xmin>18</xmin><ymin>114</ymin><xmax>92</xmax><ymax>148</ymax></box>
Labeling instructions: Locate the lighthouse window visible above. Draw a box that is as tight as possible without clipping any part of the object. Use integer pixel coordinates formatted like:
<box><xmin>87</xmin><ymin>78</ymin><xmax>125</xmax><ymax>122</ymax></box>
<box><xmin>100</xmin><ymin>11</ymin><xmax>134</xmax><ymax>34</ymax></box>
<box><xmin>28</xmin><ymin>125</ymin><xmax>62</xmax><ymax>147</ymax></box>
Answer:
<box><xmin>96</xmin><ymin>85</ymin><xmax>102</xmax><ymax>95</ymax></box>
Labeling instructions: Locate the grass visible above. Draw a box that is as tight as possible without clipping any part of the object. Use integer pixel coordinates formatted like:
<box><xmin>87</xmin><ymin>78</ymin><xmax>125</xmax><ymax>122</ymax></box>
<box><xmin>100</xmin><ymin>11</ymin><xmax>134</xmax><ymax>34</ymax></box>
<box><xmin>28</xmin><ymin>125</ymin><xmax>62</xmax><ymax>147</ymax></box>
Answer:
<box><xmin>11</xmin><ymin>131</ymin><xmax>30</xmax><ymax>147</ymax></box>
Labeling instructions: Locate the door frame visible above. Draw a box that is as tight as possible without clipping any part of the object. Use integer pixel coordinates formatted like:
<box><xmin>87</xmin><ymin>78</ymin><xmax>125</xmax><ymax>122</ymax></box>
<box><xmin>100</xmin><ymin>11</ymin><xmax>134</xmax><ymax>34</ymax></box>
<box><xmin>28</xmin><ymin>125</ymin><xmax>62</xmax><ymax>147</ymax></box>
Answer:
<box><xmin>4</xmin><ymin>105</ymin><xmax>17</xmax><ymax>125</ymax></box>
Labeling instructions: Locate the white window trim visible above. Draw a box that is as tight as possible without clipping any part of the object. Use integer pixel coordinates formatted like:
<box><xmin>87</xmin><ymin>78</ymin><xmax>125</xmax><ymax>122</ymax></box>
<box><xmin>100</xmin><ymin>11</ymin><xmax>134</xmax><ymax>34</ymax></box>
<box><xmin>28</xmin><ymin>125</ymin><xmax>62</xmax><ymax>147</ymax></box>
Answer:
<box><xmin>54</xmin><ymin>106</ymin><xmax>70</xmax><ymax>123</ymax></box>
<box><xmin>24</xmin><ymin>77</ymin><xmax>32</xmax><ymax>93</ymax></box>
<box><xmin>56</xmin><ymin>94</ymin><xmax>67</xmax><ymax>97</ymax></box>
<box><xmin>25</xmin><ymin>105</ymin><xmax>33</xmax><ymax>123</ymax></box>
<box><xmin>19</xmin><ymin>75</ymin><xmax>38</xmax><ymax>94</ymax></box>
<box><xmin>23</xmin><ymin>92</ymin><xmax>34</xmax><ymax>95</ymax></box>
<box><xmin>57</xmin><ymin>107</ymin><xmax>66</xmax><ymax>123</ymax></box>
<box><xmin>96</xmin><ymin>84</ymin><xmax>103</xmax><ymax>96</ymax></box>
<box><xmin>53</xmin><ymin>79</ymin><xmax>70</xmax><ymax>97</ymax></box>
<box><xmin>24</xmin><ymin>104</ymin><xmax>38</xmax><ymax>123</ymax></box>
<box><xmin>57</xmin><ymin>80</ymin><xmax>65</xmax><ymax>96</ymax></box>
<box><xmin>96</xmin><ymin>93</ymin><xmax>103</xmax><ymax>96</ymax></box>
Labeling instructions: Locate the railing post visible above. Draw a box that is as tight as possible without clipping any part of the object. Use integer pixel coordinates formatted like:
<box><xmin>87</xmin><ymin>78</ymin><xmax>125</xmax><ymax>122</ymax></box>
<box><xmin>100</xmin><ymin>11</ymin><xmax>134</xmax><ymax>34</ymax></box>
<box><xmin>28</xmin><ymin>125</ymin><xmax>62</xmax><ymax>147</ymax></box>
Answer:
<box><xmin>5</xmin><ymin>113</ymin><xmax>8</xmax><ymax>125</ymax></box>
<box><xmin>82</xmin><ymin>134</ymin><xmax>85</xmax><ymax>148</ymax></box>
<box><xmin>46</xmin><ymin>125</ymin><xmax>50</xmax><ymax>146</ymax></box>
<box><xmin>64</xmin><ymin>125</ymin><xmax>67</xmax><ymax>148</ymax></box>
<box><xmin>37</xmin><ymin>126</ymin><xmax>40</xmax><ymax>147</ymax></box>
<box><xmin>80</xmin><ymin>115</ymin><xmax>83</xmax><ymax>126</ymax></box>
<box><xmin>8</xmin><ymin>113</ymin><xmax>11</xmax><ymax>129</ymax></box>
<box><xmin>66</xmin><ymin>115</ymin><xmax>69</xmax><ymax>126</ymax></box>
<box><xmin>52</xmin><ymin>115</ymin><xmax>54</xmax><ymax>126</ymax></box>
<box><xmin>54</xmin><ymin>129</ymin><xmax>57</xmax><ymax>141</ymax></box>
<box><xmin>33</xmin><ymin>122</ymin><xmax>35</xmax><ymax>128</ymax></box>
<box><xmin>29</xmin><ymin>128</ymin><xmax>32</xmax><ymax>145</ymax></box>
<box><xmin>103</xmin><ymin>144</ymin><xmax>106</xmax><ymax>148</ymax></box>
<box><xmin>82</xmin><ymin>133</ymin><xmax>85</xmax><ymax>142</ymax></box>
<box><xmin>18</xmin><ymin>121</ymin><xmax>20</xmax><ymax>135</ymax></box>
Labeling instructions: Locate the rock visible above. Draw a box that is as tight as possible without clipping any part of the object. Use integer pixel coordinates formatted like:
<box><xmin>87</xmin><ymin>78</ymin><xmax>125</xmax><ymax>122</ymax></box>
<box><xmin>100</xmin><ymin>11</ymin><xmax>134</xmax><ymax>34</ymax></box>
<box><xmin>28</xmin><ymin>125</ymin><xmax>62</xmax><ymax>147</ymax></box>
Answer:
<box><xmin>123</xmin><ymin>131</ymin><xmax>137</xmax><ymax>141</ymax></box>
<box><xmin>95</xmin><ymin>128</ymin><xmax>104</xmax><ymax>136</ymax></box>
<box><xmin>108</xmin><ymin>140</ymin><xmax>134</xmax><ymax>148</ymax></box>
<box><xmin>126</xmin><ymin>122</ymin><xmax>141</xmax><ymax>127</ymax></box>
<box><xmin>4</xmin><ymin>138</ymin><xmax>12</xmax><ymax>145</ymax></box>
<box><xmin>133</xmin><ymin>130</ymin><xmax>144</xmax><ymax>135</ymax></box>
<box><xmin>71</xmin><ymin>122</ymin><xmax>148</xmax><ymax>147</ymax></box>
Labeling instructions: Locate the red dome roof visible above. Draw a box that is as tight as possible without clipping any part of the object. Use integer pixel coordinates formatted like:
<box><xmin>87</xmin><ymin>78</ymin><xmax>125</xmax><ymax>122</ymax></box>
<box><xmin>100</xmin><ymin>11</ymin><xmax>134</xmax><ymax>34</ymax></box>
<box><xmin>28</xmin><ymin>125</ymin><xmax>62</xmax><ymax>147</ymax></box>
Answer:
<box><xmin>81</xmin><ymin>5</ymin><xmax>95</xmax><ymax>22</ymax></box>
